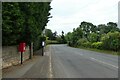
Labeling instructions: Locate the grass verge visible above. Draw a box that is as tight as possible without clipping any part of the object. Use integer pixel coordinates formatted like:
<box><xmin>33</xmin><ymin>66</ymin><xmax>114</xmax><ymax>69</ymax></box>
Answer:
<box><xmin>76</xmin><ymin>46</ymin><xmax>120</xmax><ymax>56</ymax></box>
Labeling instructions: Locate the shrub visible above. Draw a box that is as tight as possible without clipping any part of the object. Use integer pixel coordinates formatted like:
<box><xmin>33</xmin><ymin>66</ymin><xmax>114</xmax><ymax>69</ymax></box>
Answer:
<box><xmin>82</xmin><ymin>41</ymin><xmax>91</xmax><ymax>48</ymax></box>
<box><xmin>77</xmin><ymin>38</ymin><xmax>88</xmax><ymax>46</ymax></box>
<box><xmin>110</xmin><ymin>39</ymin><xmax>120</xmax><ymax>51</ymax></box>
<box><xmin>101</xmin><ymin>31</ymin><xmax>120</xmax><ymax>51</ymax></box>
<box><xmin>91</xmin><ymin>42</ymin><xmax>103</xmax><ymax>49</ymax></box>
<box><xmin>46</xmin><ymin>40</ymin><xmax>60</xmax><ymax>44</ymax></box>
<box><xmin>88</xmin><ymin>33</ymin><xmax>99</xmax><ymax>42</ymax></box>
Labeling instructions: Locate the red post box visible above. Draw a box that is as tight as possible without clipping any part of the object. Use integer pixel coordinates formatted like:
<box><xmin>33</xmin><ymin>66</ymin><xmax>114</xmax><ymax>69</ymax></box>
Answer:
<box><xmin>19</xmin><ymin>42</ymin><xmax>26</xmax><ymax>52</ymax></box>
<box><xmin>19</xmin><ymin>42</ymin><xmax>26</xmax><ymax>64</ymax></box>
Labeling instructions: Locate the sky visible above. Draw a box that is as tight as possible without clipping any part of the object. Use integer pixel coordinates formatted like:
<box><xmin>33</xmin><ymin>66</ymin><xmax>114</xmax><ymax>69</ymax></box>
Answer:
<box><xmin>47</xmin><ymin>0</ymin><xmax>120</xmax><ymax>35</ymax></box>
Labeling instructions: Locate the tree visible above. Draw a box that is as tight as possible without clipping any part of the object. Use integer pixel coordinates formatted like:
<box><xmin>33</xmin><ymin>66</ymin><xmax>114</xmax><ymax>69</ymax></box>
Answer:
<box><xmin>2</xmin><ymin>2</ymin><xmax>52</xmax><ymax>51</ymax></box>
<box><xmin>65</xmin><ymin>32</ymin><xmax>72</xmax><ymax>42</ymax></box>
<box><xmin>61</xmin><ymin>31</ymin><xmax>66</xmax><ymax>44</ymax></box>
<box><xmin>79</xmin><ymin>21</ymin><xmax>97</xmax><ymax>39</ymax></box>
<box><xmin>52</xmin><ymin>31</ymin><xmax>57</xmax><ymax>40</ymax></box>
<box><xmin>45</xmin><ymin>29</ymin><xmax>53</xmax><ymax>40</ymax></box>
<box><xmin>45</xmin><ymin>29</ymin><xmax>57</xmax><ymax>40</ymax></box>
<box><xmin>88</xmin><ymin>32</ymin><xmax>99</xmax><ymax>43</ymax></box>
<box><xmin>2</xmin><ymin>3</ymin><xmax>24</xmax><ymax>45</ymax></box>
<box><xmin>101</xmin><ymin>31</ymin><xmax>120</xmax><ymax>51</ymax></box>
<box><xmin>107</xmin><ymin>22</ymin><xmax>120</xmax><ymax>32</ymax></box>
<box><xmin>97</xmin><ymin>22</ymin><xmax>120</xmax><ymax>35</ymax></box>
<box><xmin>66</xmin><ymin>21</ymin><xmax>120</xmax><ymax>52</ymax></box>
<box><xmin>97</xmin><ymin>24</ymin><xmax>107</xmax><ymax>34</ymax></box>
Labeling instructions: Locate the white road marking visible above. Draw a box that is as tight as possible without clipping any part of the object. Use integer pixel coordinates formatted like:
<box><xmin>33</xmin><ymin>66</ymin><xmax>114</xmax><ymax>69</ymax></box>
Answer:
<box><xmin>79</xmin><ymin>54</ymin><xmax>83</xmax><ymax>56</ymax></box>
<box><xmin>49</xmin><ymin>46</ymin><xmax>53</xmax><ymax>78</ymax></box>
<box><xmin>40</xmin><ymin>60</ymin><xmax>45</xmax><ymax>73</ymax></box>
<box><xmin>90</xmin><ymin>57</ymin><xmax>118</xmax><ymax>69</ymax></box>
<box><xmin>45</xmin><ymin>52</ymin><xmax>50</xmax><ymax>56</ymax></box>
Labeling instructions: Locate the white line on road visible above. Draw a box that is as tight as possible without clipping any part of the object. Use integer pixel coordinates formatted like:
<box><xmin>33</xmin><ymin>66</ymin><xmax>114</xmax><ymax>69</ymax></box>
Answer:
<box><xmin>49</xmin><ymin>46</ymin><xmax>53</xmax><ymax>78</ymax></box>
<box><xmin>90</xmin><ymin>57</ymin><xmax>118</xmax><ymax>69</ymax></box>
<box><xmin>79</xmin><ymin>54</ymin><xmax>83</xmax><ymax>56</ymax></box>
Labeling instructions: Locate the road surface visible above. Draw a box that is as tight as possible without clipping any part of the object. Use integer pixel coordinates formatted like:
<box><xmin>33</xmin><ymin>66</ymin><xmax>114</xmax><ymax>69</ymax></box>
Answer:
<box><xmin>3</xmin><ymin>44</ymin><xmax>118</xmax><ymax>78</ymax></box>
<box><xmin>50</xmin><ymin>44</ymin><xmax>118</xmax><ymax>78</ymax></box>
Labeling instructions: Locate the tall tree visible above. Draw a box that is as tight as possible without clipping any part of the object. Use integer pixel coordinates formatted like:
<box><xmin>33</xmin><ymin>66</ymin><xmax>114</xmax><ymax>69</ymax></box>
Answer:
<box><xmin>79</xmin><ymin>21</ymin><xmax>97</xmax><ymax>39</ymax></box>
<box><xmin>52</xmin><ymin>31</ymin><xmax>57</xmax><ymax>40</ymax></box>
<box><xmin>60</xmin><ymin>31</ymin><xmax>66</xmax><ymax>44</ymax></box>
<box><xmin>45</xmin><ymin>29</ymin><xmax>53</xmax><ymax>40</ymax></box>
<box><xmin>2</xmin><ymin>2</ymin><xmax>52</xmax><ymax>51</ymax></box>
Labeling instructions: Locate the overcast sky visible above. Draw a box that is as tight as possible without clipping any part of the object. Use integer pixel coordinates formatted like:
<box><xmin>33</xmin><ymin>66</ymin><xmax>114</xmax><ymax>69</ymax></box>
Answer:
<box><xmin>47</xmin><ymin>0</ymin><xmax>119</xmax><ymax>35</ymax></box>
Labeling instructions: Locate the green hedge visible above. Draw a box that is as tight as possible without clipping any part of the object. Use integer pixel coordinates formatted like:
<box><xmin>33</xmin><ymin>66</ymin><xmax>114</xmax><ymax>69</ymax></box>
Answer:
<box><xmin>91</xmin><ymin>42</ymin><xmax>103</xmax><ymax>49</ymax></box>
<box><xmin>46</xmin><ymin>40</ymin><xmax>60</xmax><ymax>44</ymax></box>
<box><xmin>77</xmin><ymin>38</ymin><xmax>88</xmax><ymax>46</ymax></box>
<box><xmin>101</xmin><ymin>31</ymin><xmax>120</xmax><ymax>51</ymax></box>
<box><xmin>82</xmin><ymin>42</ymin><xmax>91</xmax><ymax>48</ymax></box>
<box><xmin>76</xmin><ymin>38</ymin><xmax>103</xmax><ymax>49</ymax></box>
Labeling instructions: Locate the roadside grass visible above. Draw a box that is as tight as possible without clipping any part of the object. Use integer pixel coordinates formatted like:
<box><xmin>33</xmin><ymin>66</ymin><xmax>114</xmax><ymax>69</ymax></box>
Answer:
<box><xmin>76</xmin><ymin>46</ymin><xmax>120</xmax><ymax>56</ymax></box>
<box><xmin>46</xmin><ymin>40</ymin><xmax>60</xmax><ymax>44</ymax></box>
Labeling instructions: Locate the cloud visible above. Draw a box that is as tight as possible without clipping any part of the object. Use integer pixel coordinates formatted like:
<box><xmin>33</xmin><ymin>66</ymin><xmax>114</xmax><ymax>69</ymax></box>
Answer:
<box><xmin>47</xmin><ymin>0</ymin><xmax>119</xmax><ymax>34</ymax></box>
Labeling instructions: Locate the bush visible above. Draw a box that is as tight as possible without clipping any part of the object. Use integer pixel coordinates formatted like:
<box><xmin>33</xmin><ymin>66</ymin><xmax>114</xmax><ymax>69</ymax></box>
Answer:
<box><xmin>91</xmin><ymin>42</ymin><xmax>103</xmax><ymax>49</ymax></box>
<box><xmin>77</xmin><ymin>39</ymin><xmax>92</xmax><ymax>48</ymax></box>
<box><xmin>88</xmin><ymin>33</ymin><xmax>99</xmax><ymax>42</ymax></box>
<box><xmin>110</xmin><ymin>39</ymin><xmax>120</xmax><ymax>51</ymax></box>
<box><xmin>101</xmin><ymin>31</ymin><xmax>120</xmax><ymax>51</ymax></box>
<box><xmin>46</xmin><ymin>40</ymin><xmax>60</xmax><ymax>44</ymax></box>
<box><xmin>82</xmin><ymin>41</ymin><xmax>91</xmax><ymax>48</ymax></box>
<box><xmin>77</xmin><ymin>38</ymin><xmax>88</xmax><ymax>46</ymax></box>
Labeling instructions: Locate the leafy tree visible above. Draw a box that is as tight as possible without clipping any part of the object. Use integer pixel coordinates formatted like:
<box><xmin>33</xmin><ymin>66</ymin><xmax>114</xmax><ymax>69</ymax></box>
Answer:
<box><xmin>65</xmin><ymin>32</ymin><xmax>72</xmax><ymax>41</ymax></box>
<box><xmin>97</xmin><ymin>24</ymin><xmax>107</xmax><ymax>34</ymax></box>
<box><xmin>56</xmin><ymin>36</ymin><xmax>63</xmax><ymax>44</ymax></box>
<box><xmin>101</xmin><ymin>31</ymin><xmax>120</xmax><ymax>51</ymax></box>
<box><xmin>66</xmin><ymin>21</ymin><xmax>120</xmax><ymax>52</ymax></box>
<box><xmin>91</xmin><ymin>42</ymin><xmax>103</xmax><ymax>49</ymax></box>
<box><xmin>73</xmin><ymin>27</ymin><xmax>83</xmax><ymax>40</ymax></box>
<box><xmin>45</xmin><ymin>29</ymin><xmax>57</xmax><ymax>40</ymax></box>
<box><xmin>45</xmin><ymin>29</ymin><xmax>53</xmax><ymax>40</ymax></box>
<box><xmin>52</xmin><ymin>31</ymin><xmax>57</xmax><ymax>40</ymax></box>
<box><xmin>76</xmin><ymin>38</ymin><xmax>88</xmax><ymax>46</ymax></box>
<box><xmin>66</xmin><ymin>28</ymin><xmax>83</xmax><ymax>46</ymax></box>
<box><xmin>65</xmin><ymin>32</ymin><xmax>73</xmax><ymax>46</ymax></box>
<box><xmin>79</xmin><ymin>21</ymin><xmax>97</xmax><ymax>39</ymax></box>
<box><xmin>88</xmin><ymin>32</ymin><xmax>99</xmax><ymax>42</ymax></box>
<box><xmin>61</xmin><ymin>31</ymin><xmax>66</xmax><ymax>44</ymax></box>
<box><xmin>107</xmin><ymin>22</ymin><xmax>120</xmax><ymax>32</ymax></box>
<box><xmin>97</xmin><ymin>22</ymin><xmax>120</xmax><ymax>35</ymax></box>
<box><xmin>2</xmin><ymin>2</ymin><xmax>52</xmax><ymax>51</ymax></box>
<box><xmin>2</xmin><ymin>3</ymin><xmax>25</xmax><ymax>45</ymax></box>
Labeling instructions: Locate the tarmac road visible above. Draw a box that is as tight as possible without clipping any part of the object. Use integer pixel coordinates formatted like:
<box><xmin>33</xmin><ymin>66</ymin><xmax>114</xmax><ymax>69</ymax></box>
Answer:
<box><xmin>3</xmin><ymin>44</ymin><xmax>118</xmax><ymax>79</ymax></box>
<box><xmin>50</xmin><ymin>44</ymin><xmax>118</xmax><ymax>78</ymax></box>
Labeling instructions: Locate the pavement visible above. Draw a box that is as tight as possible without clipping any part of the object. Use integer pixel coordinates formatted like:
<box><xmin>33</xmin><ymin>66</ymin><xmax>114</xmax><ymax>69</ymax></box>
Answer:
<box><xmin>2</xmin><ymin>47</ymin><xmax>51</xmax><ymax>78</ymax></box>
<box><xmin>2</xmin><ymin>44</ymin><xmax>118</xmax><ymax>79</ymax></box>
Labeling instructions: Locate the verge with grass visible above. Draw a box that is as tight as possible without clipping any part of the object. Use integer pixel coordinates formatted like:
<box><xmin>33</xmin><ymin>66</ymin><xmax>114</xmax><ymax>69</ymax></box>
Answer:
<box><xmin>76</xmin><ymin>46</ymin><xmax>120</xmax><ymax>56</ymax></box>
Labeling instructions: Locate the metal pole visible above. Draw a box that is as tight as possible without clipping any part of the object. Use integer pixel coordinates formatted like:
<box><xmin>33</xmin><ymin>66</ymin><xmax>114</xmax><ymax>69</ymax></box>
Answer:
<box><xmin>29</xmin><ymin>42</ymin><xmax>33</xmax><ymax>59</ymax></box>
<box><xmin>21</xmin><ymin>52</ymin><xmax>23</xmax><ymax>64</ymax></box>
<box><xmin>29</xmin><ymin>43</ymin><xmax>32</xmax><ymax>59</ymax></box>
<box><xmin>42</xmin><ymin>46</ymin><xmax>44</xmax><ymax>56</ymax></box>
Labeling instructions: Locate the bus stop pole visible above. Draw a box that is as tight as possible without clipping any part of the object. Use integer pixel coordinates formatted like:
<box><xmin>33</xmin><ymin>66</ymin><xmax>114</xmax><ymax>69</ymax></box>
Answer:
<box><xmin>42</xmin><ymin>46</ymin><xmax>44</xmax><ymax>56</ymax></box>
<box><xmin>42</xmin><ymin>41</ymin><xmax>45</xmax><ymax>56</ymax></box>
